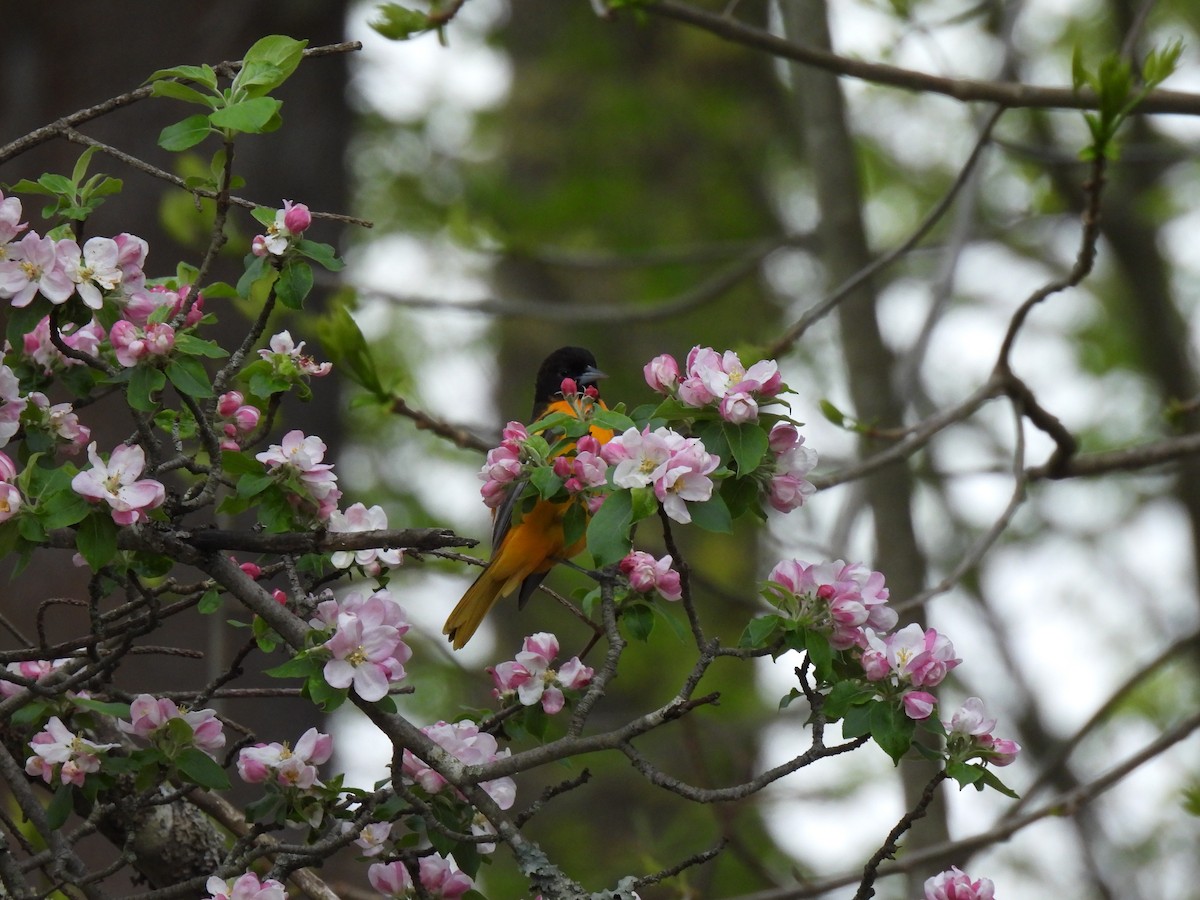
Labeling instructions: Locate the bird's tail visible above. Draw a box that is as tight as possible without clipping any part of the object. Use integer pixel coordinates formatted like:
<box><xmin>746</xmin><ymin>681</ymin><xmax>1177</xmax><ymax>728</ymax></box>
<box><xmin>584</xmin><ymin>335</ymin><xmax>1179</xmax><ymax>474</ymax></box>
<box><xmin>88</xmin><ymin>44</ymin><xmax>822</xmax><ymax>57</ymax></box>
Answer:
<box><xmin>443</xmin><ymin>565</ymin><xmax>512</xmax><ymax>650</ymax></box>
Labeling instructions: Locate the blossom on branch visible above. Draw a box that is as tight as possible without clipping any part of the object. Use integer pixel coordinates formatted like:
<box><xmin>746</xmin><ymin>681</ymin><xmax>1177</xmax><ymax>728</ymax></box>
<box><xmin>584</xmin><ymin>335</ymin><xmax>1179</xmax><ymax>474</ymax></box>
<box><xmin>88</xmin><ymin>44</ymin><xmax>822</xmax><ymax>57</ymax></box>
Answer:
<box><xmin>488</xmin><ymin>632</ymin><xmax>594</xmax><ymax>715</ymax></box>
<box><xmin>205</xmin><ymin>872</ymin><xmax>287</xmax><ymax>900</ymax></box>
<box><xmin>766</xmin><ymin>558</ymin><xmax>895</xmax><ymax>650</ymax></box>
<box><xmin>328</xmin><ymin>502</ymin><xmax>404</xmax><ymax>575</ymax></box>
<box><xmin>923</xmin><ymin>866</ymin><xmax>996</xmax><ymax>900</ymax></box>
<box><xmin>400</xmin><ymin>720</ymin><xmax>516</xmax><ymax>811</ymax></box>
<box><xmin>25</xmin><ymin>716</ymin><xmax>118</xmax><ymax>787</ymax></box>
<box><xmin>945</xmin><ymin>697</ymin><xmax>1021</xmax><ymax>767</ymax></box>
<box><xmin>602</xmin><ymin>426</ymin><xmax>721</xmax><ymax>524</ymax></box>
<box><xmin>255</xmin><ymin>429</ymin><xmax>341</xmax><ymax>522</ymax></box>
<box><xmin>237</xmin><ymin>726</ymin><xmax>333</xmax><ymax>789</ymax></box>
<box><xmin>258</xmin><ymin>330</ymin><xmax>331</xmax><ymax>378</ymax></box>
<box><xmin>314</xmin><ymin>588</ymin><xmax>412</xmax><ymax>702</ymax></box>
<box><xmin>71</xmin><ymin>442</ymin><xmax>165</xmax><ymax>525</ymax></box>
<box><xmin>0</xmin><ymin>232</ymin><xmax>75</xmax><ymax>307</ymax></box>
<box><xmin>620</xmin><ymin>550</ymin><xmax>683</xmax><ymax>601</ymax></box>
<box><xmin>252</xmin><ymin>200</ymin><xmax>312</xmax><ymax>257</ymax></box>
<box><xmin>0</xmin><ymin>365</ymin><xmax>27</xmax><ymax>447</ymax></box>
<box><xmin>22</xmin><ymin>316</ymin><xmax>106</xmax><ymax>373</ymax></box>
<box><xmin>118</xmin><ymin>693</ymin><xmax>226</xmax><ymax>757</ymax></box>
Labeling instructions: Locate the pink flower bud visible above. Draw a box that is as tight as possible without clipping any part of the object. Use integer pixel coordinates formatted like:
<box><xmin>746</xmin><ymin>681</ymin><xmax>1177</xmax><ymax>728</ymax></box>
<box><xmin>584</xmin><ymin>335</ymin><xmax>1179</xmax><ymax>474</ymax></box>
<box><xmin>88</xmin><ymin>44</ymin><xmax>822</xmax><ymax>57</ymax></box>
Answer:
<box><xmin>902</xmin><ymin>690</ymin><xmax>937</xmax><ymax>720</ymax></box>
<box><xmin>643</xmin><ymin>353</ymin><xmax>680</xmax><ymax>394</ymax></box>
<box><xmin>217</xmin><ymin>391</ymin><xmax>244</xmax><ymax>417</ymax></box>
<box><xmin>559</xmin><ymin>377</ymin><xmax>578</xmax><ymax>396</ymax></box>
<box><xmin>251</xmin><ymin>234</ymin><xmax>269</xmax><ymax>258</ymax></box>
<box><xmin>283</xmin><ymin>201</ymin><xmax>312</xmax><ymax>234</ymax></box>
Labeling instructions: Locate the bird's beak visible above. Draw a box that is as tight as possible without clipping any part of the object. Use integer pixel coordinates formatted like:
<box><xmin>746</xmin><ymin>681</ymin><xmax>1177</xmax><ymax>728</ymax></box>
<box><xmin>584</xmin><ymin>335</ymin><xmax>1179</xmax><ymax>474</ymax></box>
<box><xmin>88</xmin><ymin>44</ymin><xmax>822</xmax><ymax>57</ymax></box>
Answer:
<box><xmin>578</xmin><ymin>365</ymin><xmax>607</xmax><ymax>386</ymax></box>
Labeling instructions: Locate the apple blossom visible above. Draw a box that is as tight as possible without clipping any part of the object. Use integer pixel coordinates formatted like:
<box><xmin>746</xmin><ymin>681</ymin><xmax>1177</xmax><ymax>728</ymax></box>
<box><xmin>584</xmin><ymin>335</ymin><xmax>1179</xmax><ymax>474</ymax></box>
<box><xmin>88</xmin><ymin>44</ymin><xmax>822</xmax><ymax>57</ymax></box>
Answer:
<box><xmin>368</xmin><ymin>860</ymin><xmax>413</xmax><ymax>897</ymax></box>
<box><xmin>0</xmin><ymin>190</ymin><xmax>27</xmax><ymax>245</ymax></box>
<box><xmin>22</xmin><ymin>315</ymin><xmax>106</xmax><ymax>373</ymax></box>
<box><xmin>256</xmin><ymin>429</ymin><xmax>341</xmax><ymax>522</ymax></box>
<box><xmin>620</xmin><ymin>550</ymin><xmax>683</xmax><ymax>601</ymax></box>
<box><xmin>766</xmin><ymin>559</ymin><xmax>895</xmax><ymax>650</ymax></box>
<box><xmin>109</xmin><ymin>319</ymin><xmax>175</xmax><ymax>367</ymax></box>
<box><xmin>923</xmin><ymin>866</ymin><xmax>995</xmax><ymax>900</ymax></box>
<box><xmin>354</xmin><ymin>821</ymin><xmax>393</xmax><ymax>857</ymax></box>
<box><xmin>401</xmin><ymin>720</ymin><xmax>516</xmax><ymax>809</ymax></box>
<box><xmin>60</xmin><ymin>236</ymin><xmax>122</xmax><ymax>309</ymax></box>
<box><xmin>0</xmin><ymin>364</ymin><xmax>27</xmax><ymax>447</ymax></box>
<box><xmin>0</xmin><ymin>658</ymin><xmax>68</xmax><ymax>699</ymax></box>
<box><xmin>417</xmin><ymin>854</ymin><xmax>473</xmax><ymax>899</ymax></box>
<box><xmin>71</xmin><ymin>442</ymin><xmax>166</xmax><ymax>525</ymax></box>
<box><xmin>205</xmin><ymin>872</ymin><xmax>287</xmax><ymax>900</ymax></box>
<box><xmin>25</xmin><ymin>716</ymin><xmax>118</xmax><ymax>787</ymax></box>
<box><xmin>945</xmin><ymin>697</ymin><xmax>1021</xmax><ymax>767</ymax></box>
<box><xmin>764</xmin><ymin>422</ymin><xmax>818</xmax><ymax>513</ymax></box>
<box><xmin>258</xmin><ymin>330</ymin><xmax>332</xmax><ymax>377</ymax></box>
<box><xmin>25</xmin><ymin>392</ymin><xmax>90</xmax><ymax>453</ymax></box>
<box><xmin>602</xmin><ymin>426</ymin><xmax>721</xmax><ymax>524</ymax></box>
<box><xmin>478</xmin><ymin>420</ymin><xmax>527</xmax><ymax>508</ymax></box>
<box><xmin>237</xmin><ymin>726</ymin><xmax>332</xmax><ymax>789</ymax></box>
<box><xmin>643</xmin><ymin>352</ymin><xmax>680</xmax><ymax>394</ymax></box>
<box><xmin>119</xmin><ymin>693</ymin><xmax>226</xmax><ymax>756</ymax></box>
<box><xmin>0</xmin><ymin>232</ymin><xmax>75</xmax><ymax>306</ymax></box>
<box><xmin>328</xmin><ymin>502</ymin><xmax>404</xmax><ymax>574</ymax></box>
<box><xmin>488</xmin><ymin>632</ymin><xmax>594</xmax><ymax>715</ymax></box>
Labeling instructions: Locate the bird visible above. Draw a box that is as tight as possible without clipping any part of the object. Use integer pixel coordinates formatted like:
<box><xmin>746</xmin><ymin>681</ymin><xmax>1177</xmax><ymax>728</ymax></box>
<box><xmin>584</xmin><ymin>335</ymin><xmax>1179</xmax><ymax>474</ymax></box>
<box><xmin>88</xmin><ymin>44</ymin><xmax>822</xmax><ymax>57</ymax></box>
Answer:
<box><xmin>443</xmin><ymin>347</ymin><xmax>613</xmax><ymax>650</ymax></box>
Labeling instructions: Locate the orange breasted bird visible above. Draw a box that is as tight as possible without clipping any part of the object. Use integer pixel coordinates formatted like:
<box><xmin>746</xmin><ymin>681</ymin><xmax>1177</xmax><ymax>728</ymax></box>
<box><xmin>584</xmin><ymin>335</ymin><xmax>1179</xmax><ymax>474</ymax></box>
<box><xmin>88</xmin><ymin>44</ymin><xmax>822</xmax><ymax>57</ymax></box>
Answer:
<box><xmin>443</xmin><ymin>347</ymin><xmax>614</xmax><ymax>650</ymax></box>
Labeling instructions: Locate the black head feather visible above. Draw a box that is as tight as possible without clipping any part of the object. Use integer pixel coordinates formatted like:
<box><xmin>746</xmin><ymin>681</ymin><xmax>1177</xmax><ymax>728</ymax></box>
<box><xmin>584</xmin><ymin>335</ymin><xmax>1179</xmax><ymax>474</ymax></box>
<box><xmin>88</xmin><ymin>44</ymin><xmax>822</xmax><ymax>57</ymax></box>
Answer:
<box><xmin>531</xmin><ymin>346</ymin><xmax>606</xmax><ymax>418</ymax></box>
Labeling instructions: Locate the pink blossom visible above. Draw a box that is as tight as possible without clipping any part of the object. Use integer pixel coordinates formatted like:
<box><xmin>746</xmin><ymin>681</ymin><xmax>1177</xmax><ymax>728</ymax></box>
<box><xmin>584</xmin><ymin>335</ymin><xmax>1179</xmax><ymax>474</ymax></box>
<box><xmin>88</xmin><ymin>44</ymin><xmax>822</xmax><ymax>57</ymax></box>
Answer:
<box><xmin>923</xmin><ymin>866</ymin><xmax>995</xmax><ymax>900</ymax></box>
<box><xmin>256</xmin><ymin>430</ymin><xmax>340</xmax><ymax>522</ymax></box>
<box><xmin>237</xmin><ymin>727</ymin><xmax>332</xmax><ymax>789</ymax></box>
<box><xmin>401</xmin><ymin>720</ymin><xmax>515</xmax><ymax>809</ymax></box>
<box><xmin>283</xmin><ymin>200</ymin><xmax>312</xmax><ymax>234</ymax></box>
<box><xmin>676</xmin><ymin>346</ymin><xmax>782</xmax><ymax>413</ymax></box>
<box><xmin>119</xmin><ymin>693</ymin><xmax>226</xmax><ymax>756</ymax></box>
<box><xmin>26</xmin><ymin>392</ymin><xmax>90</xmax><ymax>453</ymax></box>
<box><xmin>205</xmin><ymin>872</ymin><xmax>287</xmax><ymax>900</ymax></box>
<box><xmin>0</xmin><ymin>658</ymin><xmax>68</xmax><ymax>699</ymax></box>
<box><xmin>551</xmin><ymin>434</ymin><xmax>609</xmax><ymax>495</ymax></box>
<box><xmin>368</xmin><ymin>861</ymin><xmax>413</xmax><ymax>897</ymax></box>
<box><xmin>22</xmin><ymin>316</ymin><xmax>106</xmax><ymax>373</ymax></box>
<box><xmin>258</xmin><ymin>330</ymin><xmax>332</xmax><ymax>377</ymax></box>
<box><xmin>620</xmin><ymin>551</ymin><xmax>683</xmax><ymax>601</ymax></box>
<box><xmin>602</xmin><ymin>426</ymin><xmax>721</xmax><ymax>524</ymax></box>
<box><xmin>0</xmin><ymin>232</ymin><xmax>75</xmax><ymax>306</ymax></box>
<box><xmin>643</xmin><ymin>353</ymin><xmax>680</xmax><ymax>394</ymax></box>
<box><xmin>417</xmin><ymin>855</ymin><xmax>473</xmax><ymax>899</ymax></box>
<box><xmin>71</xmin><ymin>442</ymin><xmax>166</xmax><ymax>526</ymax></box>
<box><xmin>123</xmin><ymin>283</ymin><xmax>201</xmax><ymax>327</ymax></box>
<box><xmin>902</xmin><ymin>690</ymin><xmax>937</xmax><ymax>720</ymax></box>
<box><xmin>109</xmin><ymin>319</ymin><xmax>175</xmax><ymax>367</ymax></box>
<box><xmin>0</xmin><ymin>364</ymin><xmax>27</xmax><ymax>447</ymax></box>
<box><xmin>217</xmin><ymin>391</ymin><xmax>260</xmax><ymax>451</ymax></box>
<box><xmin>765</xmin><ymin>422</ymin><xmax>818</xmax><ymax>513</ymax></box>
<box><xmin>478</xmin><ymin>421</ymin><xmax>527</xmax><ymax>509</ymax></box>
<box><xmin>881</xmin><ymin>624</ymin><xmax>960</xmax><ymax>688</ymax></box>
<box><xmin>718</xmin><ymin>391</ymin><xmax>759</xmax><ymax>424</ymax></box>
<box><xmin>0</xmin><ymin>450</ymin><xmax>16</xmax><ymax>482</ymax></box>
<box><xmin>0</xmin><ymin>480</ymin><xmax>18</xmax><ymax>521</ymax></box>
<box><xmin>945</xmin><ymin>698</ymin><xmax>1021</xmax><ymax>767</ymax></box>
<box><xmin>0</xmin><ymin>190</ymin><xmax>27</xmax><ymax>245</ymax></box>
<box><xmin>61</xmin><ymin>236</ymin><xmax>122</xmax><ymax>309</ymax></box>
<box><xmin>320</xmin><ymin>589</ymin><xmax>412</xmax><ymax>701</ymax></box>
<box><xmin>25</xmin><ymin>716</ymin><xmax>118</xmax><ymax>787</ymax></box>
<box><xmin>328</xmin><ymin>502</ymin><xmax>403</xmax><ymax>575</ymax></box>
<box><xmin>488</xmin><ymin>633</ymin><xmax>593</xmax><ymax>715</ymax></box>
<box><xmin>767</xmin><ymin>559</ymin><xmax>895</xmax><ymax>650</ymax></box>
<box><xmin>354</xmin><ymin>821</ymin><xmax>392</xmax><ymax>857</ymax></box>
<box><xmin>113</xmin><ymin>233</ymin><xmax>148</xmax><ymax>292</ymax></box>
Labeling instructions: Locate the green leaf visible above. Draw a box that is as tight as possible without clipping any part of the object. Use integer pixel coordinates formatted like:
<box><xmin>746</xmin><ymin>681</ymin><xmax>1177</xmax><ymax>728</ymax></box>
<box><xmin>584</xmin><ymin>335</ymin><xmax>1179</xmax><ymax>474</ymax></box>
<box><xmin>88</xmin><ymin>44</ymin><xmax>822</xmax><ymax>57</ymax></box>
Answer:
<box><xmin>209</xmin><ymin>97</ymin><xmax>282</xmax><ymax>133</ymax></box>
<box><xmin>975</xmin><ymin>767</ymin><xmax>1020</xmax><ymax>799</ymax></box>
<box><xmin>819</xmin><ymin>399</ymin><xmax>848</xmax><ymax>428</ymax></box>
<box><xmin>158</xmin><ymin>114</ymin><xmax>212</xmax><ymax>151</ymax></box>
<box><xmin>529</xmin><ymin>465</ymin><xmax>563</xmax><ymax>501</ymax></box>
<box><xmin>70</xmin><ymin>697</ymin><xmax>131</xmax><ymax>718</ymax></box>
<box><xmin>70</xmin><ymin>146</ymin><xmax>99</xmax><ymax>184</ymax></box>
<box><xmin>586</xmin><ymin>490</ymin><xmax>633</xmax><ymax>567</ymax></box>
<box><xmin>146</xmin><ymin>63</ymin><xmax>218</xmax><ymax>89</ymax></box>
<box><xmin>6</xmin><ymin>300</ymin><xmax>49</xmax><ymax>350</ymax></box>
<box><xmin>150</xmin><ymin>79</ymin><xmax>216</xmax><ymax>107</ymax></box>
<box><xmin>721</xmin><ymin>475</ymin><xmax>763</xmax><ymax>521</ymax></box>
<box><xmin>590</xmin><ymin>407</ymin><xmax>637</xmax><ymax>434</ymax></box>
<box><xmin>562</xmin><ymin>500</ymin><xmax>588</xmax><ymax>554</ymax></box>
<box><xmin>687</xmin><ymin>491</ymin><xmax>732</xmax><ymax>533</ymax></box>
<box><xmin>315</xmin><ymin>302</ymin><xmax>385</xmax><ymax>397</ymax></box>
<box><xmin>738</xmin><ymin>614</ymin><xmax>783</xmax><ymax>649</ymax></box>
<box><xmin>275</xmin><ymin>258</ymin><xmax>314</xmax><ymax>310</ymax></box>
<box><xmin>128</xmin><ymin>365</ymin><xmax>167</xmax><ymax>412</ymax></box>
<box><xmin>165</xmin><ymin>357</ymin><xmax>213</xmax><ymax>398</ymax></box>
<box><xmin>295</xmin><ymin>239</ymin><xmax>344</xmax><ymax>271</ymax></box>
<box><xmin>871</xmin><ymin>700</ymin><xmax>916</xmax><ymax>764</ymax></box>
<box><xmin>234</xmin><ymin>35</ymin><xmax>308</xmax><ymax>98</ymax></box>
<box><xmin>198</xmin><ymin>589</ymin><xmax>222</xmax><ymax>614</ymax></box>
<box><xmin>371</xmin><ymin>3</ymin><xmax>433</xmax><ymax>40</ymax></box>
<box><xmin>723</xmin><ymin>421</ymin><xmax>769</xmax><ymax>475</ymax></box>
<box><xmin>629</xmin><ymin>485</ymin><xmax>658</xmax><ymax>524</ymax></box>
<box><xmin>47</xmin><ymin>785</ymin><xmax>74</xmax><ymax>830</ymax></box>
<box><xmin>822</xmin><ymin>681</ymin><xmax>876</xmax><ymax>722</ymax></box>
<box><xmin>172</xmin><ymin>333</ymin><xmax>228</xmax><ymax>359</ymax></box>
<box><xmin>175</xmin><ymin>747</ymin><xmax>231</xmax><ymax>790</ymax></box>
<box><xmin>76</xmin><ymin>512</ymin><xmax>118</xmax><ymax>570</ymax></box>
<box><xmin>622</xmin><ymin>602</ymin><xmax>655</xmax><ymax>641</ymax></box>
<box><xmin>803</xmin><ymin>628</ymin><xmax>834</xmax><ymax>682</ymax></box>
<box><xmin>265</xmin><ymin>655</ymin><xmax>319</xmax><ymax>679</ymax></box>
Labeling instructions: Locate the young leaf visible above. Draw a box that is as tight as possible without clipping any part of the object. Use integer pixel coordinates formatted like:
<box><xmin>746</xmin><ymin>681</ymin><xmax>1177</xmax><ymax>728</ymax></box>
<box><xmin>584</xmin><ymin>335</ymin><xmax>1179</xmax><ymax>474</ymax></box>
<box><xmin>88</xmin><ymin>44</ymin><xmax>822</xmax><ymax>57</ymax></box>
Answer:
<box><xmin>174</xmin><ymin>747</ymin><xmax>231</xmax><ymax>791</ymax></box>
<box><xmin>165</xmin><ymin>356</ymin><xmax>213</xmax><ymax>398</ymax></box>
<box><xmin>209</xmin><ymin>97</ymin><xmax>282</xmax><ymax>133</ymax></box>
<box><xmin>76</xmin><ymin>512</ymin><xmax>119</xmax><ymax>570</ymax></box>
<box><xmin>315</xmin><ymin>302</ymin><xmax>386</xmax><ymax>397</ymax></box>
<box><xmin>586</xmin><ymin>489</ymin><xmax>633</xmax><ymax>567</ymax></box>
<box><xmin>688</xmin><ymin>491</ymin><xmax>732</xmax><ymax>534</ymax></box>
<box><xmin>723</xmin><ymin>421</ymin><xmax>769</xmax><ymax>475</ymax></box>
<box><xmin>276</xmin><ymin>258</ymin><xmax>314</xmax><ymax>309</ymax></box>
<box><xmin>158</xmin><ymin>114</ymin><xmax>211</xmax><ymax>151</ymax></box>
<box><xmin>234</xmin><ymin>35</ymin><xmax>308</xmax><ymax>98</ymax></box>
<box><xmin>371</xmin><ymin>3</ymin><xmax>432</xmax><ymax>40</ymax></box>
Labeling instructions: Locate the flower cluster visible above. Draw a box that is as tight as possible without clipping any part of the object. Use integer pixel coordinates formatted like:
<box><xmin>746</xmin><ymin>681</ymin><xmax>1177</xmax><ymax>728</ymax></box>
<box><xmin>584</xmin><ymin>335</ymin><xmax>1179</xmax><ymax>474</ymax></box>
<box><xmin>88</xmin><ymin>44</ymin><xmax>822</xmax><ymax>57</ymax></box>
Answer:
<box><xmin>109</xmin><ymin>319</ymin><xmax>175</xmax><ymax>368</ymax></box>
<box><xmin>602</xmin><ymin>426</ymin><xmax>721</xmax><ymax>524</ymax></box>
<box><xmin>251</xmin><ymin>200</ymin><xmax>312</xmax><ymax>257</ymax></box>
<box><xmin>257</xmin><ymin>329</ymin><xmax>331</xmax><ymax>378</ymax></box>
<box><xmin>119</xmin><ymin>693</ymin><xmax>226</xmax><ymax>757</ymax></box>
<box><xmin>860</xmin><ymin>623</ymin><xmax>962</xmax><ymax>720</ymax></box>
<box><xmin>310</xmin><ymin>588</ymin><xmax>412</xmax><ymax>702</ymax></box>
<box><xmin>71</xmin><ymin>442</ymin><xmax>166</xmax><ymax>525</ymax></box>
<box><xmin>766</xmin><ymin>559</ymin><xmax>896</xmax><ymax>650</ymax></box>
<box><xmin>368</xmin><ymin>855</ymin><xmax>473</xmax><ymax>899</ymax></box>
<box><xmin>0</xmin><ymin>365</ymin><xmax>27</xmax><ymax>446</ymax></box>
<box><xmin>551</xmin><ymin>433</ymin><xmax>609</xmax><ymax>497</ymax></box>
<box><xmin>478</xmin><ymin>420</ymin><xmax>528</xmax><ymax>509</ymax></box>
<box><xmin>645</xmin><ymin>346</ymin><xmax>783</xmax><ymax>424</ymax></box>
<box><xmin>327</xmin><ymin>502</ymin><xmax>404</xmax><ymax>576</ymax></box>
<box><xmin>256</xmin><ymin>429</ymin><xmax>341</xmax><ymax>522</ymax></box>
<box><xmin>0</xmin><ymin>193</ymin><xmax>149</xmax><ymax>311</ymax></box>
<box><xmin>944</xmin><ymin>697</ymin><xmax>1021</xmax><ymax>767</ymax></box>
<box><xmin>619</xmin><ymin>550</ymin><xmax>683</xmax><ymax>601</ymax></box>
<box><xmin>488</xmin><ymin>633</ymin><xmax>594</xmax><ymax>714</ymax></box>
<box><xmin>401</xmin><ymin>720</ymin><xmax>516</xmax><ymax>811</ymax></box>
<box><xmin>205</xmin><ymin>872</ymin><xmax>287</xmax><ymax>900</ymax></box>
<box><xmin>763</xmin><ymin>422</ymin><xmax>817</xmax><ymax>513</ymax></box>
<box><xmin>237</xmin><ymin>726</ymin><xmax>333</xmax><ymax>789</ymax></box>
<box><xmin>124</xmin><ymin>282</ymin><xmax>203</xmax><ymax>327</ymax></box>
<box><xmin>25</xmin><ymin>716</ymin><xmax>118</xmax><ymax>787</ymax></box>
<box><xmin>25</xmin><ymin>391</ymin><xmax>90</xmax><ymax>454</ymax></box>
<box><xmin>923</xmin><ymin>866</ymin><xmax>996</xmax><ymax>900</ymax></box>
<box><xmin>22</xmin><ymin>315</ymin><xmax>106</xmax><ymax>374</ymax></box>
<box><xmin>216</xmin><ymin>391</ymin><xmax>262</xmax><ymax>451</ymax></box>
